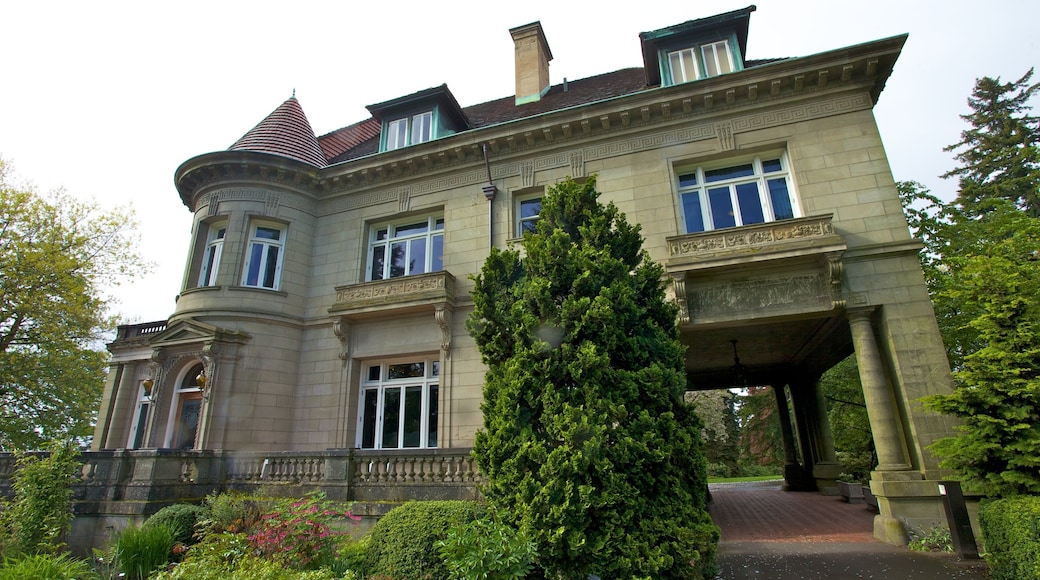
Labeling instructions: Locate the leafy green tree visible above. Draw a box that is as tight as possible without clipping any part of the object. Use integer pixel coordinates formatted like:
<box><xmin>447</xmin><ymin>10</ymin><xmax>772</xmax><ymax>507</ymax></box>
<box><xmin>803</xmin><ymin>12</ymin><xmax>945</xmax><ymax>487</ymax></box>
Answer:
<box><xmin>687</xmin><ymin>390</ymin><xmax>740</xmax><ymax>477</ymax></box>
<box><xmin>0</xmin><ymin>159</ymin><xmax>146</xmax><ymax>450</ymax></box>
<box><xmin>468</xmin><ymin>177</ymin><xmax>718</xmax><ymax>579</ymax></box>
<box><xmin>943</xmin><ymin>68</ymin><xmax>1040</xmax><ymax>218</ymax></box>
<box><xmin>0</xmin><ymin>442</ymin><xmax>81</xmax><ymax>556</ymax></box>
<box><xmin>736</xmin><ymin>386</ymin><xmax>784</xmax><ymax>469</ymax></box>
<box><xmin>924</xmin><ymin>204</ymin><xmax>1040</xmax><ymax>496</ymax></box>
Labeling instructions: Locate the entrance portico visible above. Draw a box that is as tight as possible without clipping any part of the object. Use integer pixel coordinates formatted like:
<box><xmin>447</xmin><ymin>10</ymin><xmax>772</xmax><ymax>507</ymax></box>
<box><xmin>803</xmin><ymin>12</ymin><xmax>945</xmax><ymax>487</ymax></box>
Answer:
<box><xmin>667</xmin><ymin>214</ymin><xmax>964</xmax><ymax>544</ymax></box>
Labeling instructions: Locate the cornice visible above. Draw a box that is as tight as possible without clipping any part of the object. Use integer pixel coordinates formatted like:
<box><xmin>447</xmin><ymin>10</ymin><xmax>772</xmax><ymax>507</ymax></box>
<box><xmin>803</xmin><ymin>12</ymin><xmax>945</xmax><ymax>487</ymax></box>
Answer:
<box><xmin>174</xmin><ymin>34</ymin><xmax>905</xmax><ymax>214</ymax></box>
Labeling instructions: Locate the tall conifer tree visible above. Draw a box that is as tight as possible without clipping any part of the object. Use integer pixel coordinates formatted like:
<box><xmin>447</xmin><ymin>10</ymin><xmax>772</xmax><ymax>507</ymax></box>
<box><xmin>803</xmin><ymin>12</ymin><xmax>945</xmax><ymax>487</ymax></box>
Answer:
<box><xmin>468</xmin><ymin>177</ymin><xmax>718</xmax><ymax>579</ymax></box>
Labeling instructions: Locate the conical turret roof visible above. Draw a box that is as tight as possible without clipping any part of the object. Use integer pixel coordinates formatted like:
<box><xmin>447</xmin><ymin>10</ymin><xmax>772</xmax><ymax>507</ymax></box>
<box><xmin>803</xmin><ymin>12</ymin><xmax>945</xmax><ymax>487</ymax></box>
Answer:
<box><xmin>229</xmin><ymin>96</ymin><xmax>327</xmax><ymax>167</ymax></box>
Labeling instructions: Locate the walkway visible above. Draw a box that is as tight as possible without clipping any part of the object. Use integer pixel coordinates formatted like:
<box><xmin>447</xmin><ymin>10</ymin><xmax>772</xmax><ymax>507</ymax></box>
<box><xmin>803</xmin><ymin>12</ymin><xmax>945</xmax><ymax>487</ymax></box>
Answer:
<box><xmin>708</xmin><ymin>480</ymin><xmax>988</xmax><ymax>579</ymax></box>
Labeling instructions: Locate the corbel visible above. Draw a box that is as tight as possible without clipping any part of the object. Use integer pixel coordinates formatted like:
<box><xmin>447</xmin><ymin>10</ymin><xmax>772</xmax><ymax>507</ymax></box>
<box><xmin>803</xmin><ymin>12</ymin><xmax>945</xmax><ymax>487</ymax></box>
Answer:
<box><xmin>640</xmin><ymin>106</ymin><xmax>651</xmax><ymax>123</ymax></box>
<box><xmin>333</xmin><ymin>318</ymin><xmax>351</xmax><ymax>361</ymax></box>
<box><xmin>817</xmin><ymin>70</ymin><xmax>829</xmax><ymax>87</ymax></box>
<box><xmin>670</xmin><ymin>274</ymin><xmax>690</xmax><ymax>325</ymax></box>
<box><xmin>435</xmin><ymin>305</ymin><xmax>453</xmax><ymax>357</ymax></box>
<box><xmin>794</xmin><ymin>75</ymin><xmax>804</xmax><ymax>91</ymax></box>
<box><xmin>599</xmin><ymin>115</ymin><xmax>610</xmax><ymax>131</ymax></box>
<box><xmin>771</xmin><ymin>80</ymin><xmax>782</xmax><ymax>96</ymax></box>
<box><xmin>682</xmin><ymin>98</ymin><xmax>692</xmax><ymax>114</ymax></box>
<box><xmin>841</xmin><ymin>64</ymin><xmax>853</xmax><ymax>82</ymax></box>
<box><xmin>748</xmin><ymin>84</ymin><xmax>758</xmax><ymax>101</ymax></box>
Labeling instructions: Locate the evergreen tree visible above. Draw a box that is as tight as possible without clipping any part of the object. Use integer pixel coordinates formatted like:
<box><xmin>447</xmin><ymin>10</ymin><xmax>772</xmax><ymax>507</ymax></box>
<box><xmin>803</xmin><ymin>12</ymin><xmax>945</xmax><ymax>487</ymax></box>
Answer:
<box><xmin>924</xmin><ymin>205</ymin><xmax>1040</xmax><ymax>496</ymax></box>
<box><xmin>942</xmin><ymin>68</ymin><xmax>1040</xmax><ymax>218</ymax></box>
<box><xmin>468</xmin><ymin>177</ymin><xmax>718</xmax><ymax>579</ymax></box>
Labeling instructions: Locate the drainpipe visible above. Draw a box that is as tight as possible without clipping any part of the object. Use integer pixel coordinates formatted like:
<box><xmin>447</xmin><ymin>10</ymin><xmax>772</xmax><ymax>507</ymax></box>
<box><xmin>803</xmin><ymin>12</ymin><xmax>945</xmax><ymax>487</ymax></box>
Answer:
<box><xmin>481</xmin><ymin>143</ymin><xmax>498</xmax><ymax>251</ymax></box>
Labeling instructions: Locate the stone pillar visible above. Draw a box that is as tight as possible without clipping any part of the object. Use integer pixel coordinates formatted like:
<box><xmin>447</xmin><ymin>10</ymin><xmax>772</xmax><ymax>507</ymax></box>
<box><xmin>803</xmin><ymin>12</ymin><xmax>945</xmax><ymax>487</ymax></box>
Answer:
<box><xmin>847</xmin><ymin>308</ymin><xmax>911</xmax><ymax>471</ymax></box>
<box><xmin>772</xmin><ymin>383</ymin><xmax>809</xmax><ymax>491</ymax></box>
<box><xmin>810</xmin><ymin>377</ymin><xmax>842</xmax><ymax>493</ymax></box>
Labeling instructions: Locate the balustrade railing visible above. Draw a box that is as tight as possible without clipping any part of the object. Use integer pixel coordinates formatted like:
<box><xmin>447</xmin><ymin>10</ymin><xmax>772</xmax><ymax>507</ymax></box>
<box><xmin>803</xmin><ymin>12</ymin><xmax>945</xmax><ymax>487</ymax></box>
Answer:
<box><xmin>0</xmin><ymin>448</ymin><xmax>480</xmax><ymax>502</ymax></box>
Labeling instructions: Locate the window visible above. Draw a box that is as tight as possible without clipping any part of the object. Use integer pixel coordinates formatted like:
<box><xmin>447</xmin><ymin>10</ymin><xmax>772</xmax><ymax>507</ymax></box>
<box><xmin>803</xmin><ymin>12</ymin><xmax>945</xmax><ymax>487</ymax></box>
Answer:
<box><xmin>197</xmin><ymin>223</ymin><xmax>226</xmax><ymax>287</ymax></box>
<box><xmin>667</xmin><ymin>39</ymin><xmax>735</xmax><ymax>84</ymax></box>
<box><xmin>386</xmin><ymin>111</ymin><xmax>433</xmax><ymax>150</ymax></box>
<box><xmin>678</xmin><ymin>155</ymin><xmax>796</xmax><ymax>233</ymax></box>
<box><xmin>516</xmin><ymin>195</ymin><xmax>542</xmax><ymax>236</ymax></box>
<box><xmin>367</xmin><ymin>215</ymin><xmax>444</xmax><ymax>281</ymax></box>
<box><xmin>241</xmin><ymin>222</ymin><xmax>285</xmax><ymax>290</ymax></box>
<box><xmin>165</xmin><ymin>364</ymin><xmax>203</xmax><ymax>450</ymax></box>
<box><xmin>358</xmin><ymin>359</ymin><xmax>439</xmax><ymax>449</ymax></box>
<box><xmin>127</xmin><ymin>381</ymin><xmax>151</xmax><ymax>449</ymax></box>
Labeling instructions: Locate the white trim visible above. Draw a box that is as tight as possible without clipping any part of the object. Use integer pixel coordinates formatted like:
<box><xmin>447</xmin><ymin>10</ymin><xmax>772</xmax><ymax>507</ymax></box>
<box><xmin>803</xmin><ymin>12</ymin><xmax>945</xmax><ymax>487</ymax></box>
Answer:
<box><xmin>240</xmin><ymin>221</ymin><xmax>285</xmax><ymax>290</ymax></box>
<box><xmin>356</xmin><ymin>357</ymin><xmax>440</xmax><ymax>450</ymax></box>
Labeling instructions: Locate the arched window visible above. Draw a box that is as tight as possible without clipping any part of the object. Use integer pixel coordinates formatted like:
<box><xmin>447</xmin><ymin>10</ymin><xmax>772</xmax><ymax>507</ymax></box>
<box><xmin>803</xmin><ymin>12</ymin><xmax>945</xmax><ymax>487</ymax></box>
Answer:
<box><xmin>167</xmin><ymin>363</ymin><xmax>204</xmax><ymax>450</ymax></box>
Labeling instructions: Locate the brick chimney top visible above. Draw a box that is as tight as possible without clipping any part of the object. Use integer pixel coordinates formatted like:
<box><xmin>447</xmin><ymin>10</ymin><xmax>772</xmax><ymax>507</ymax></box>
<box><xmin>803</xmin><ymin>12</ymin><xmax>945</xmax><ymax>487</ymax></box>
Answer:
<box><xmin>509</xmin><ymin>21</ymin><xmax>553</xmax><ymax>106</ymax></box>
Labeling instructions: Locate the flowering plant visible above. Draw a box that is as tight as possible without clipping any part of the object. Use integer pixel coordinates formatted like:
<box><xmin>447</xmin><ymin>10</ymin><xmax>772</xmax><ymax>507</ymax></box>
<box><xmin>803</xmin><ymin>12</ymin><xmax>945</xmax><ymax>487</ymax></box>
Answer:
<box><xmin>246</xmin><ymin>492</ymin><xmax>360</xmax><ymax>570</ymax></box>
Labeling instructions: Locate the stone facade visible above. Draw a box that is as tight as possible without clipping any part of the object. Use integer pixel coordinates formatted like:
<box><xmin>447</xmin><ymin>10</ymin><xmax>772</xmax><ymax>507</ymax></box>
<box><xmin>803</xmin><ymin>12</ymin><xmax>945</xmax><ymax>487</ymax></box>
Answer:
<box><xmin>87</xmin><ymin>7</ymin><xmax>963</xmax><ymax>545</ymax></box>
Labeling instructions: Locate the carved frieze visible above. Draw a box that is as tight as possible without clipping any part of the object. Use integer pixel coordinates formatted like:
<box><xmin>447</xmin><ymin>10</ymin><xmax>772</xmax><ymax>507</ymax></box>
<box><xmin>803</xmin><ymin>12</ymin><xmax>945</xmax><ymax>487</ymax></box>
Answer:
<box><xmin>668</xmin><ymin>215</ymin><xmax>838</xmax><ymax>259</ymax></box>
<box><xmin>331</xmin><ymin>271</ymin><xmax>456</xmax><ymax>319</ymax></box>
<box><xmin>689</xmin><ymin>274</ymin><xmax>830</xmax><ymax>322</ymax></box>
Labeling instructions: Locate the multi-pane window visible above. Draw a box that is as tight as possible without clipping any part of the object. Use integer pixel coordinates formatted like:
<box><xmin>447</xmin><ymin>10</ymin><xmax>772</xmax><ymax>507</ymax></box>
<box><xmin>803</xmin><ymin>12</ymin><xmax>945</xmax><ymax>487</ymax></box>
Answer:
<box><xmin>667</xmin><ymin>39</ymin><xmax>735</xmax><ymax>84</ymax></box>
<box><xmin>678</xmin><ymin>156</ymin><xmax>796</xmax><ymax>233</ymax></box>
<box><xmin>127</xmin><ymin>382</ymin><xmax>151</xmax><ymax>449</ymax></box>
<box><xmin>701</xmin><ymin>40</ymin><xmax>734</xmax><ymax>77</ymax></box>
<box><xmin>241</xmin><ymin>222</ymin><xmax>285</xmax><ymax>290</ymax></box>
<box><xmin>166</xmin><ymin>364</ymin><xmax>203</xmax><ymax>450</ymax></box>
<box><xmin>368</xmin><ymin>215</ymin><xmax>444</xmax><ymax>281</ymax></box>
<box><xmin>358</xmin><ymin>359</ymin><xmax>439</xmax><ymax>449</ymax></box>
<box><xmin>668</xmin><ymin>48</ymin><xmax>699</xmax><ymax>84</ymax></box>
<box><xmin>516</xmin><ymin>196</ymin><xmax>542</xmax><ymax>235</ymax></box>
<box><xmin>386</xmin><ymin>111</ymin><xmax>433</xmax><ymax>151</ymax></box>
<box><xmin>197</xmin><ymin>223</ymin><xmax>226</xmax><ymax>287</ymax></box>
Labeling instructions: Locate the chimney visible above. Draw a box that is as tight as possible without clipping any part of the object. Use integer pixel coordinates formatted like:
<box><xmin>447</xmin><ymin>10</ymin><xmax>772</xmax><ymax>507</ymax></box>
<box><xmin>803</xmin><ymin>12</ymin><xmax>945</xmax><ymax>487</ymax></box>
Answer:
<box><xmin>509</xmin><ymin>21</ymin><xmax>553</xmax><ymax>106</ymax></box>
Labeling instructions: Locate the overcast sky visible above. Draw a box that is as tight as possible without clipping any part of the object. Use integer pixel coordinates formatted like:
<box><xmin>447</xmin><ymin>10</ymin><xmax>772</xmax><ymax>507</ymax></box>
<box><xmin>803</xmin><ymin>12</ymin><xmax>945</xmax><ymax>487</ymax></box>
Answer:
<box><xmin>2</xmin><ymin>0</ymin><xmax>1038</xmax><ymax>324</ymax></box>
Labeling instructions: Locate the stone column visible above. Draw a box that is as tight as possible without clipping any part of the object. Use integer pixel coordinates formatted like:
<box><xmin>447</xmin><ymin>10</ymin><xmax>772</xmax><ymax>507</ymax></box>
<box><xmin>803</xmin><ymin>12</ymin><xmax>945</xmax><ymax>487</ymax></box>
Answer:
<box><xmin>847</xmin><ymin>308</ymin><xmax>911</xmax><ymax>471</ymax></box>
<box><xmin>773</xmin><ymin>383</ymin><xmax>808</xmax><ymax>491</ymax></box>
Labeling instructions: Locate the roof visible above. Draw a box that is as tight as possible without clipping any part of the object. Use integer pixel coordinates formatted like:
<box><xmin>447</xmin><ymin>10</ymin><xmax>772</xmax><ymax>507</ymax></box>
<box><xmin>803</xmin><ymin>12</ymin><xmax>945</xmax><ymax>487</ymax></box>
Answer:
<box><xmin>229</xmin><ymin>97</ymin><xmax>327</xmax><ymax>167</ymax></box>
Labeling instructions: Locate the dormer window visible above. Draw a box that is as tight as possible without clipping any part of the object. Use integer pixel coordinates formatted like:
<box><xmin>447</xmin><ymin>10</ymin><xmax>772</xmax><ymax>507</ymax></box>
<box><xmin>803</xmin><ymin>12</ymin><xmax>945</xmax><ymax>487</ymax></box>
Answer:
<box><xmin>666</xmin><ymin>39</ymin><xmax>735</xmax><ymax>85</ymax></box>
<box><xmin>367</xmin><ymin>85</ymin><xmax>470</xmax><ymax>153</ymax></box>
<box><xmin>386</xmin><ymin>111</ymin><xmax>433</xmax><ymax>151</ymax></box>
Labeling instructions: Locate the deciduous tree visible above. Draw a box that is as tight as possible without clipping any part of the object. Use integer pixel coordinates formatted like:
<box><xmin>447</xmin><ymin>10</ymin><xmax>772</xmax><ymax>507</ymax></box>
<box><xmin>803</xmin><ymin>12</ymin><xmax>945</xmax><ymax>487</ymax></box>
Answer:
<box><xmin>468</xmin><ymin>177</ymin><xmax>718</xmax><ymax>579</ymax></box>
<box><xmin>0</xmin><ymin>159</ymin><xmax>146</xmax><ymax>450</ymax></box>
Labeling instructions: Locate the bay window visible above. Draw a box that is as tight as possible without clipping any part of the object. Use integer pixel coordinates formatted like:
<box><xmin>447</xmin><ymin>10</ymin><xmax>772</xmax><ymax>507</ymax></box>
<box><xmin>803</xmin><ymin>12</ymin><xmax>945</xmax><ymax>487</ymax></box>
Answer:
<box><xmin>358</xmin><ymin>359</ymin><xmax>439</xmax><ymax>449</ymax></box>
<box><xmin>367</xmin><ymin>215</ymin><xmax>444</xmax><ymax>281</ymax></box>
<box><xmin>197</xmin><ymin>223</ymin><xmax>226</xmax><ymax>287</ymax></box>
<box><xmin>241</xmin><ymin>222</ymin><xmax>285</xmax><ymax>290</ymax></box>
<box><xmin>678</xmin><ymin>155</ymin><xmax>797</xmax><ymax>233</ymax></box>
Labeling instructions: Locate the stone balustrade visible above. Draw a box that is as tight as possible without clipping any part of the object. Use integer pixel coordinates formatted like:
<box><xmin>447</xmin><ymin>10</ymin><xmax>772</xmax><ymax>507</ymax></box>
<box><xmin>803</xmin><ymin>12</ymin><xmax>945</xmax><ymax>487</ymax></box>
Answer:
<box><xmin>0</xmin><ymin>447</ymin><xmax>481</xmax><ymax>508</ymax></box>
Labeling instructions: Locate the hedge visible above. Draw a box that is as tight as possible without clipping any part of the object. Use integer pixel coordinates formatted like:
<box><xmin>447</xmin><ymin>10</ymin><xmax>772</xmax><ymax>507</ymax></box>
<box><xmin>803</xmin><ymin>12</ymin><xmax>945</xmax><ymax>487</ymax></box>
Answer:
<box><xmin>979</xmin><ymin>495</ymin><xmax>1040</xmax><ymax>579</ymax></box>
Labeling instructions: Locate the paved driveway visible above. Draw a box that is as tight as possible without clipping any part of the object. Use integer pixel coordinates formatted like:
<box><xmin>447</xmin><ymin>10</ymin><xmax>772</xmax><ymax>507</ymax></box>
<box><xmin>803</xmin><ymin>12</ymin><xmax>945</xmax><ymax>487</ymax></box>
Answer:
<box><xmin>709</xmin><ymin>481</ymin><xmax>988</xmax><ymax>579</ymax></box>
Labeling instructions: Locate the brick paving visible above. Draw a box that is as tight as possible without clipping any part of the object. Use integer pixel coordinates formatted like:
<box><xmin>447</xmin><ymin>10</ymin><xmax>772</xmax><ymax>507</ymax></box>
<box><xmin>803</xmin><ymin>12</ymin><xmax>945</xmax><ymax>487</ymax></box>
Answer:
<box><xmin>708</xmin><ymin>480</ymin><xmax>875</xmax><ymax>543</ymax></box>
<box><xmin>708</xmin><ymin>480</ymin><xmax>990</xmax><ymax>579</ymax></box>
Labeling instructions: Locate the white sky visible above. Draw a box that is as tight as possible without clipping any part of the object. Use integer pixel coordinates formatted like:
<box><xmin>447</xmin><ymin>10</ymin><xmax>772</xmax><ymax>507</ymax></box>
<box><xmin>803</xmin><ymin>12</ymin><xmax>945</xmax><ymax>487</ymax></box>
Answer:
<box><xmin>1</xmin><ymin>0</ymin><xmax>1038</xmax><ymax>324</ymax></box>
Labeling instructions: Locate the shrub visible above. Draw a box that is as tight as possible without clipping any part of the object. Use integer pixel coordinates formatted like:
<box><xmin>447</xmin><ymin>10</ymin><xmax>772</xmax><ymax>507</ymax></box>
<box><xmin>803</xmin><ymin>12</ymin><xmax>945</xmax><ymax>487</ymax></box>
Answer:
<box><xmin>145</xmin><ymin>504</ymin><xmax>207</xmax><ymax>547</ymax></box>
<box><xmin>114</xmin><ymin>524</ymin><xmax>176</xmax><ymax>580</ymax></box>
<box><xmin>247</xmin><ymin>492</ymin><xmax>358</xmax><ymax>571</ymax></box>
<box><xmin>436</xmin><ymin>512</ymin><xmax>536</xmax><ymax>580</ymax></box>
<box><xmin>0</xmin><ymin>443</ymin><xmax>80</xmax><ymax>556</ymax></box>
<box><xmin>906</xmin><ymin>524</ymin><xmax>953</xmax><ymax>552</ymax></box>
<box><xmin>366</xmin><ymin>501</ymin><xmax>484</xmax><ymax>579</ymax></box>
<box><xmin>0</xmin><ymin>552</ymin><xmax>96</xmax><ymax>580</ymax></box>
<box><xmin>152</xmin><ymin>532</ymin><xmax>352</xmax><ymax>580</ymax></box>
<box><xmin>196</xmin><ymin>491</ymin><xmax>263</xmax><ymax>537</ymax></box>
<box><xmin>980</xmin><ymin>496</ymin><xmax>1040</xmax><ymax>580</ymax></box>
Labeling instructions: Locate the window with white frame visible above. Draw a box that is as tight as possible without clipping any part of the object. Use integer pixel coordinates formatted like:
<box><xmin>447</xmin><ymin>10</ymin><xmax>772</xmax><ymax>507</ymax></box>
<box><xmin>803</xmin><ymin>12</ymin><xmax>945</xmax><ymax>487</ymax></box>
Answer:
<box><xmin>367</xmin><ymin>215</ymin><xmax>444</xmax><ymax>281</ymax></box>
<box><xmin>358</xmin><ymin>359</ymin><xmax>439</xmax><ymax>449</ymax></box>
<box><xmin>515</xmin><ymin>194</ymin><xmax>542</xmax><ymax>236</ymax></box>
<box><xmin>241</xmin><ymin>222</ymin><xmax>285</xmax><ymax>290</ymax></box>
<box><xmin>386</xmin><ymin>111</ymin><xmax>433</xmax><ymax>151</ymax></box>
<box><xmin>127</xmin><ymin>381</ymin><xmax>151</xmax><ymax>449</ymax></box>
<box><xmin>667</xmin><ymin>39</ymin><xmax>735</xmax><ymax>84</ymax></box>
<box><xmin>677</xmin><ymin>155</ymin><xmax>796</xmax><ymax>233</ymax></box>
<box><xmin>197</xmin><ymin>222</ymin><xmax>226</xmax><ymax>287</ymax></box>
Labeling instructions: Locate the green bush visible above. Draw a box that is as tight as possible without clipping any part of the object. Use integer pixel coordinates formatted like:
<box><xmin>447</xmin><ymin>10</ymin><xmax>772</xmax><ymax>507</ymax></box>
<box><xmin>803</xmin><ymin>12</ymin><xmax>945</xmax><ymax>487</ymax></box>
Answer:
<box><xmin>145</xmin><ymin>504</ymin><xmax>207</xmax><ymax>547</ymax></box>
<box><xmin>980</xmin><ymin>496</ymin><xmax>1040</xmax><ymax>580</ymax></box>
<box><xmin>0</xmin><ymin>443</ymin><xmax>80</xmax><ymax>556</ymax></box>
<box><xmin>114</xmin><ymin>524</ymin><xmax>176</xmax><ymax>580</ymax></box>
<box><xmin>436</xmin><ymin>512</ymin><xmax>536</xmax><ymax>580</ymax></box>
<box><xmin>196</xmin><ymin>491</ymin><xmax>263</xmax><ymax>537</ymax></box>
<box><xmin>0</xmin><ymin>552</ymin><xmax>96</xmax><ymax>580</ymax></box>
<box><xmin>366</xmin><ymin>501</ymin><xmax>484</xmax><ymax>579</ymax></box>
<box><xmin>152</xmin><ymin>531</ymin><xmax>352</xmax><ymax>580</ymax></box>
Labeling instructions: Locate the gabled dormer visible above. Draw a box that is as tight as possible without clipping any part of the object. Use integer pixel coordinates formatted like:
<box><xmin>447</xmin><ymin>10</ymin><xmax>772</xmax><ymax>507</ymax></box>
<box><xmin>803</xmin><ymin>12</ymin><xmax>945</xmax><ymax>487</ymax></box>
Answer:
<box><xmin>639</xmin><ymin>5</ymin><xmax>755</xmax><ymax>87</ymax></box>
<box><xmin>366</xmin><ymin>85</ymin><xmax>470</xmax><ymax>152</ymax></box>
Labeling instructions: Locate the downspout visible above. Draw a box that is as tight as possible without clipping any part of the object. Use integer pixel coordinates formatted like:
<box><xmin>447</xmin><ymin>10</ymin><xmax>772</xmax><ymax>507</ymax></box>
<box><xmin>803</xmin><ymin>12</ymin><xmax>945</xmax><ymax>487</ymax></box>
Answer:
<box><xmin>481</xmin><ymin>143</ymin><xmax>498</xmax><ymax>251</ymax></box>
